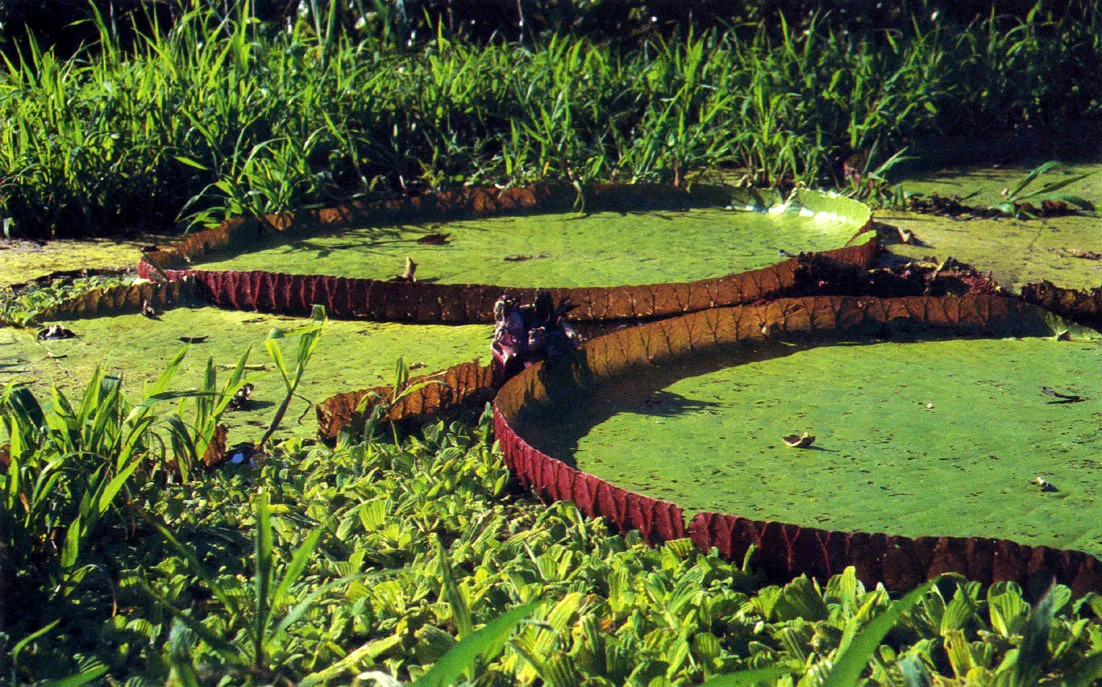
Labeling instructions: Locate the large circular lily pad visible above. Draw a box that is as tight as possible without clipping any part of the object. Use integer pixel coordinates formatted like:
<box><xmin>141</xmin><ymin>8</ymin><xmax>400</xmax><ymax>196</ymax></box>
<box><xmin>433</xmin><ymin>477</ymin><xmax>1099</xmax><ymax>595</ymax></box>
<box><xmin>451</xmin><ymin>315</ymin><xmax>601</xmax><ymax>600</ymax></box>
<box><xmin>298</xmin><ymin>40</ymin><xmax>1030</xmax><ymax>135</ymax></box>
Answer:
<box><xmin>1</xmin><ymin>308</ymin><xmax>491</xmax><ymax>437</ymax></box>
<box><xmin>194</xmin><ymin>203</ymin><xmax>868</xmax><ymax>288</ymax></box>
<box><xmin>518</xmin><ymin>335</ymin><xmax>1102</xmax><ymax>555</ymax></box>
<box><xmin>493</xmin><ymin>295</ymin><xmax>1102</xmax><ymax>592</ymax></box>
<box><xmin>138</xmin><ymin>186</ymin><xmax>875</xmax><ymax>324</ymax></box>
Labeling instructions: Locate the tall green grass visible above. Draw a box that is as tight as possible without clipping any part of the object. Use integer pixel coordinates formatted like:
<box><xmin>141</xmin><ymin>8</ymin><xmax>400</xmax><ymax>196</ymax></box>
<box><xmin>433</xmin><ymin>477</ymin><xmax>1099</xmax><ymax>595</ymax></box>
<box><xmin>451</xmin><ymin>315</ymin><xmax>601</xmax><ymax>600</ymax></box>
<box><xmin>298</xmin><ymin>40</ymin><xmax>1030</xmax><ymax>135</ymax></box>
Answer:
<box><xmin>0</xmin><ymin>5</ymin><xmax>1100</xmax><ymax>237</ymax></box>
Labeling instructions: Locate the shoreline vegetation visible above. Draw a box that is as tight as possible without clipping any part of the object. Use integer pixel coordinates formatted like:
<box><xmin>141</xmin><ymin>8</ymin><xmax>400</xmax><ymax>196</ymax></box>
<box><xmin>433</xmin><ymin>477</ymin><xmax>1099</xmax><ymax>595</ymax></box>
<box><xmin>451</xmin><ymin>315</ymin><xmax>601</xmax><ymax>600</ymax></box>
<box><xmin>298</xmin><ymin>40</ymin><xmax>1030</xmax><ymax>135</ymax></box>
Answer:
<box><xmin>3</xmin><ymin>2</ymin><xmax>1102</xmax><ymax>685</ymax></box>
<box><xmin>0</xmin><ymin>1</ymin><xmax>1099</xmax><ymax>238</ymax></box>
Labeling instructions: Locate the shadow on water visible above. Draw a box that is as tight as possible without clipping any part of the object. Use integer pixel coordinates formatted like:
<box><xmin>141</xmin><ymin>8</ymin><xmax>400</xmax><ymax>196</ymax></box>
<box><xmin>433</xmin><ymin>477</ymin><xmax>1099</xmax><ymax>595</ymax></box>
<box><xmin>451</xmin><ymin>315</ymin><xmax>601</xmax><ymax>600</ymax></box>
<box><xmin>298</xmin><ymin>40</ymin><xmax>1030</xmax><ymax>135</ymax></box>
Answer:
<box><xmin>202</xmin><ymin>222</ymin><xmax>419</xmax><ymax>263</ymax></box>
<box><xmin>518</xmin><ymin>340</ymin><xmax>810</xmax><ymax>467</ymax></box>
<box><xmin>513</xmin><ymin>316</ymin><xmax>1064</xmax><ymax>469</ymax></box>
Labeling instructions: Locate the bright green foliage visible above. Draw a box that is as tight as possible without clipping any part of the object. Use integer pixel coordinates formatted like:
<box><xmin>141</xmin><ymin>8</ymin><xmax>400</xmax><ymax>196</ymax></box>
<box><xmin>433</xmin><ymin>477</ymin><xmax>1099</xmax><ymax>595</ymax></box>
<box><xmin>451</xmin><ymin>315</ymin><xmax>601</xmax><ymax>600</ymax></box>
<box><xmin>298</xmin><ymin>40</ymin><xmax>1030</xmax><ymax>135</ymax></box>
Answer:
<box><xmin>1</xmin><ymin>5</ymin><xmax>1100</xmax><ymax>236</ymax></box>
<box><xmin>0</xmin><ymin>274</ymin><xmax>135</xmax><ymax>326</ymax></box>
<box><xmin>5</xmin><ymin>398</ymin><xmax>1102</xmax><ymax>684</ymax></box>
<box><xmin>161</xmin><ymin>347</ymin><xmax>253</xmax><ymax>480</ymax></box>
<box><xmin>988</xmin><ymin>161</ymin><xmax>1097</xmax><ymax>218</ymax></box>
<box><xmin>256</xmin><ymin>303</ymin><xmax>327</xmax><ymax>451</ymax></box>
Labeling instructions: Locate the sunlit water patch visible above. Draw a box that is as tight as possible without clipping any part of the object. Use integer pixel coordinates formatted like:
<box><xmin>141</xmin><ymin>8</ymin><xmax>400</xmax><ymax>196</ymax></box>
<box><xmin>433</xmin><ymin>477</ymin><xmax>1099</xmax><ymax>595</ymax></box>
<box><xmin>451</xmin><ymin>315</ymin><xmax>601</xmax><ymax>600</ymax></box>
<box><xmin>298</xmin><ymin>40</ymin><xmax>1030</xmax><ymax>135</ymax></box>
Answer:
<box><xmin>519</xmin><ymin>337</ymin><xmax>1102</xmax><ymax>555</ymax></box>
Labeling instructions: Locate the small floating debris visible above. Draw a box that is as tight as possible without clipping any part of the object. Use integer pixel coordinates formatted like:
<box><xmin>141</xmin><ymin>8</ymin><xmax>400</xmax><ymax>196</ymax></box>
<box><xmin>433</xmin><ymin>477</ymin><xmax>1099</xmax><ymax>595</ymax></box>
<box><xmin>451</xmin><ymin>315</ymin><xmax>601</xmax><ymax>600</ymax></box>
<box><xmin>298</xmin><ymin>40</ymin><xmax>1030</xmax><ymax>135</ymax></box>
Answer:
<box><xmin>37</xmin><ymin>325</ymin><xmax>76</xmax><ymax>341</ymax></box>
<box><xmin>1057</xmin><ymin>248</ymin><xmax>1102</xmax><ymax>261</ymax></box>
<box><xmin>503</xmin><ymin>252</ymin><xmax>550</xmax><ymax>262</ymax></box>
<box><xmin>179</xmin><ymin>336</ymin><xmax>208</xmax><ymax>344</ymax></box>
<box><xmin>1041</xmin><ymin>386</ymin><xmax>1084</xmax><ymax>403</ymax></box>
<box><xmin>227</xmin><ymin>383</ymin><xmax>255</xmax><ymax>411</ymax></box>
<box><xmin>1035</xmin><ymin>475</ymin><xmax>1058</xmax><ymax>493</ymax></box>
<box><xmin>417</xmin><ymin>232</ymin><xmax>450</xmax><ymax>245</ymax></box>
<box><xmin>782</xmin><ymin>432</ymin><xmax>816</xmax><ymax>448</ymax></box>
<box><xmin>141</xmin><ymin>299</ymin><xmax>160</xmax><ymax>320</ymax></box>
<box><xmin>391</xmin><ymin>256</ymin><xmax>417</xmax><ymax>282</ymax></box>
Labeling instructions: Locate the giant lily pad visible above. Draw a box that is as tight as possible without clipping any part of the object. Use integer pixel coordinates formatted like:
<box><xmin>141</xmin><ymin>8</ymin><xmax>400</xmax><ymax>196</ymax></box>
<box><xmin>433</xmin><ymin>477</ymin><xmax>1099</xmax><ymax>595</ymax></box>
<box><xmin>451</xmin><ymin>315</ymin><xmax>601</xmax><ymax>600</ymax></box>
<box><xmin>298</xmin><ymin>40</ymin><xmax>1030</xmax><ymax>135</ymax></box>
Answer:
<box><xmin>194</xmin><ymin>196</ymin><xmax>869</xmax><ymax>288</ymax></box>
<box><xmin>518</xmin><ymin>335</ymin><xmax>1102</xmax><ymax>554</ymax></box>
<box><xmin>494</xmin><ymin>295</ymin><xmax>1102</xmax><ymax>592</ymax></box>
<box><xmin>0</xmin><ymin>238</ymin><xmax>152</xmax><ymax>287</ymax></box>
<box><xmin>138</xmin><ymin>186</ymin><xmax>876</xmax><ymax>324</ymax></box>
<box><xmin>1</xmin><ymin>307</ymin><xmax>491</xmax><ymax>438</ymax></box>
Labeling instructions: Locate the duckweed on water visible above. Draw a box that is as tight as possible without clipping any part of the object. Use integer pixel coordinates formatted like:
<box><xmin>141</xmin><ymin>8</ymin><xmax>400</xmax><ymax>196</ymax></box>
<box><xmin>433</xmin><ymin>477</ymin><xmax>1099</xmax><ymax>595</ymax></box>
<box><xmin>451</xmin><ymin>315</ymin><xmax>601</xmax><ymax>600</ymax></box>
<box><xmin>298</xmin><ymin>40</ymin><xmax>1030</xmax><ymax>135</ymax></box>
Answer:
<box><xmin>520</xmin><ymin>336</ymin><xmax>1102</xmax><ymax>555</ymax></box>
<box><xmin>886</xmin><ymin>163</ymin><xmax>1102</xmax><ymax>291</ymax></box>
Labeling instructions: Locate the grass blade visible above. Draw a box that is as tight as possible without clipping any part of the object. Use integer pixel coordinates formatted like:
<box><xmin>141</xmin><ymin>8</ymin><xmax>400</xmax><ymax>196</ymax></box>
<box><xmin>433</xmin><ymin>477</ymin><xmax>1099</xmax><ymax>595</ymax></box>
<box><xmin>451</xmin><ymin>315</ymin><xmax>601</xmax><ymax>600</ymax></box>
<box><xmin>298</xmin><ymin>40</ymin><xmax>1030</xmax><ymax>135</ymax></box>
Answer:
<box><xmin>1015</xmin><ymin>583</ymin><xmax>1057</xmax><ymax>687</ymax></box>
<box><xmin>10</xmin><ymin>619</ymin><xmax>60</xmax><ymax>669</ymax></box>
<box><xmin>821</xmin><ymin>579</ymin><xmax>937</xmax><ymax>687</ymax></box>
<box><xmin>60</xmin><ymin>513</ymin><xmax>82</xmax><ymax>569</ymax></box>
<box><xmin>436</xmin><ymin>536</ymin><xmax>473</xmax><ymax>637</ymax></box>
<box><xmin>38</xmin><ymin>665</ymin><xmax>110</xmax><ymax>687</ymax></box>
<box><xmin>412</xmin><ymin>602</ymin><xmax>537</xmax><ymax>687</ymax></box>
<box><xmin>271</xmin><ymin>526</ymin><xmax>324</xmax><ymax>611</ymax></box>
<box><xmin>137</xmin><ymin>579</ymin><xmax>239</xmax><ymax>659</ymax></box>
<box><xmin>254</xmin><ymin>491</ymin><xmax>274</xmax><ymax>668</ymax></box>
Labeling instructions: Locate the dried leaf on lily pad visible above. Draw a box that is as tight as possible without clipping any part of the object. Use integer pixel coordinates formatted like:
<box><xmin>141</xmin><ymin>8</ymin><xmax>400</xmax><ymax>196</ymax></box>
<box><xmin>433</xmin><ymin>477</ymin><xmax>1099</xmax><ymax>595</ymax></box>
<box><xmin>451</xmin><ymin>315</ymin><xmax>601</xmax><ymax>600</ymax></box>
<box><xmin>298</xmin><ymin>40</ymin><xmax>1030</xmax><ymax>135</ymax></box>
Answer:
<box><xmin>1058</xmin><ymin>248</ymin><xmax>1102</xmax><ymax>261</ymax></box>
<box><xmin>503</xmin><ymin>252</ymin><xmax>549</xmax><ymax>262</ymax></box>
<box><xmin>1041</xmin><ymin>386</ymin><xmax>1084</xmax><ymax>403</ymax></box>
<box><xmin>782</xmin><ymin>432</ymin><xmax>816</xmax><ymax>448</ymax></box>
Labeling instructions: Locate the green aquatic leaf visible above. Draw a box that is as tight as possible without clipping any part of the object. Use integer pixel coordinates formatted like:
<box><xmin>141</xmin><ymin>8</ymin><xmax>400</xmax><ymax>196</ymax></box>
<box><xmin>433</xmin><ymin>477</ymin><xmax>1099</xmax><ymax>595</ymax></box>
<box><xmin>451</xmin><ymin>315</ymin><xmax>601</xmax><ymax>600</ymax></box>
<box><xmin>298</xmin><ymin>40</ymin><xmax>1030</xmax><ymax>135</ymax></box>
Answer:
<box><xmin>899</xmin><ymin>654</ymin><xmax>933</xmax><ymax>687</ymax></box>
<box><xmin>1015</xmin><ymin>584</ymin><xmax>1058</xmax><ymax>687</ymax></box>
<box><xmin>821</xmin><ymin>580</ymin><xmax>937</xmax><ymax>687</ymax></box>
<box><xmin>436</xmin><ymin>536</ymin><xmax>474</xmax><ymax>638</ymax></box>
<box><xmin>699</xmin><ymin>666</ymin><xmax>794</xmax><ymax>686</ymax></box>
<box><xmin>774</xmin><ymin>576</ymin><xmax>829</xmax><ymax>622</ymax></box>
<box><xmin>412</xmin><ymin>602</ymin><xmax>537</xmax><ymax>687</ymax></box>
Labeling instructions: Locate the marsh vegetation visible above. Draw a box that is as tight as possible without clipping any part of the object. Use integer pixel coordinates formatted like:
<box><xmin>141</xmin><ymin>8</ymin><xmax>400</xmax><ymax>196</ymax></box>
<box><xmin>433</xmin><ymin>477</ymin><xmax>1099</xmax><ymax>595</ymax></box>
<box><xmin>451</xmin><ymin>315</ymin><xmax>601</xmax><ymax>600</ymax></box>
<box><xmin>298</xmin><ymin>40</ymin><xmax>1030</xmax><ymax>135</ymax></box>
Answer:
<box><xmin>3</xmin><ymin>2</ymin><xmax>1102</xmax><ymax>685</ymax></box>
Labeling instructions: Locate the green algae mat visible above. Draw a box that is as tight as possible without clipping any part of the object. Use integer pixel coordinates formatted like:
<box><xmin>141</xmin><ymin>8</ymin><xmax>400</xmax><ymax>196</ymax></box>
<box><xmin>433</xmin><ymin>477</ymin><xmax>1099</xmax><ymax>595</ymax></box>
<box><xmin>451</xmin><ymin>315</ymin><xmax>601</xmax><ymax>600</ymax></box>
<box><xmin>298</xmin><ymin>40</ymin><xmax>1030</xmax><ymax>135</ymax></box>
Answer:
<box><xmin>517</xmin><ymin>334</ymin><xmax>1102</xmax><ymax>556</ymax></box>
<box><xmin>193</xmin><ymin>204</ymin><xmax>868</xmax><ymax>288</ymax></box>
<box><xmin>0</xmin><ymin>308</ymin><xmax>491</xmax><ymax>438</ymax></box>
<box><xmin>0</xmin><ymin>238</ymin><xmax>152</xmax><ymax>287</ymax></box>
<box><xmin>885</xmin><ymin>163</ymin><xmax>1102</xmax><ymax>291</ymax></box>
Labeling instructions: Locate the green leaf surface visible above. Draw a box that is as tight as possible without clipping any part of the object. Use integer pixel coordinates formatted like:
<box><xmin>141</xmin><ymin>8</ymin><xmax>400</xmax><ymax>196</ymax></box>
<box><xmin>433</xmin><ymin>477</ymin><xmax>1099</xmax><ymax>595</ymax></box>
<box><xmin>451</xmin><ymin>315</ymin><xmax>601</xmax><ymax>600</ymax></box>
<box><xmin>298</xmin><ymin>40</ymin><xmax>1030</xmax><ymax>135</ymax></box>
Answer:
<box><xmin>412</xmin><ymin>602</ymin><xmax>537</xmax><ymax>687</ymax></box>
<box><xmin>822</xmin><ymin>580</ymin><xmax>936</xmax><ymax>687</ymax></box>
